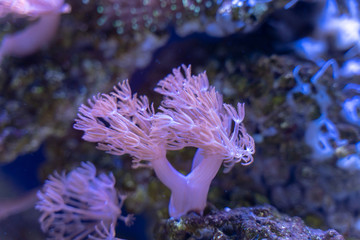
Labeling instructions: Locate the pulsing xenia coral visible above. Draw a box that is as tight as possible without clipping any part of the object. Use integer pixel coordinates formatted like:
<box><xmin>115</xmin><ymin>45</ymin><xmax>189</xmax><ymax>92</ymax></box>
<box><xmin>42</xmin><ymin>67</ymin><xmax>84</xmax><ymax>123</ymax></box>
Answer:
<box><xmin>74</xmin><ymin>65</ymin><xmax>255</xmax><ymax>218</ymax></box>
<box><xmin>36</xmin><ymin>162</ymin><xmax>133</xmax><ymax>240</ymax></box>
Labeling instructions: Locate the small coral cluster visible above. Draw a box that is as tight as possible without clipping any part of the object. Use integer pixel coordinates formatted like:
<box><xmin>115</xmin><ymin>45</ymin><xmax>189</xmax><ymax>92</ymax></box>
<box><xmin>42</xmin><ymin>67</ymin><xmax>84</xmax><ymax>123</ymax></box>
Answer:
<box><xmin>74</xmin><ymin>65</ymin><xmax>255</xmax><ymax>218</ymax></box>
<box><xmin>36</xmin><ymin>162</ymin><xmax>133</xmax><ymax>239</ymax></box>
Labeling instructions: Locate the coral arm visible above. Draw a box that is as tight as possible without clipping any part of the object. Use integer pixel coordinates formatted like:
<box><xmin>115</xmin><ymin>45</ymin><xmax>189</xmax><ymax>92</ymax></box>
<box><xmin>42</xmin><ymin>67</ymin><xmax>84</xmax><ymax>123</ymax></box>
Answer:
<box><xmin>151</xmin><ymin>149</ymin><xmax>223</xmax><ymax>218</ymax></box>
<box><xmin>191</xmin><ymin>148</ymin><xmax>204</xmax><ymax>170</ymax></box>
<box><xmin>0</xmin><ymin>13</ymin><xmax>60</xmax><ymax>62</ymax></box>
<box><xmin>0</xmin><ymin>0</ymin><xmax>70</xmax><ymax>63</ymax></box>
<box><xmin>151</xmin><ymin>153</ymin><xmax>186</xmax><ymax>191</ymax></box>
<box><xmin>0</xmin><ymin>188</ymin><xmax>38</xmax><ymax>220</ymax></box>
<box><xmin>181</xmin><ymin>151</ymin><xmax>223</xmax><ymax>217</ymax></box>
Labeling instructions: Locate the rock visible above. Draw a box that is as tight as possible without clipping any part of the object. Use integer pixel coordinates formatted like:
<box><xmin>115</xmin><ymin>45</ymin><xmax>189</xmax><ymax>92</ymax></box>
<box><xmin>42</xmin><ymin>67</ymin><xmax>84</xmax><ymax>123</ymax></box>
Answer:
<box><xmin>155</xmin><ymin>205</ymin><xmax>344</xmax><ymax>240</ymax></box>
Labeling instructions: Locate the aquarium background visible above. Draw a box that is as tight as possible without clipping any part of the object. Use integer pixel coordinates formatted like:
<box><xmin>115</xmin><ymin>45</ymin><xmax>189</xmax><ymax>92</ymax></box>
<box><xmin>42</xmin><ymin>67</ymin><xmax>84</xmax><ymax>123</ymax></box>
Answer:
<box><xmin>0</xmin><ymin>0</ymin><xmax>359</xmax><ymax>239</ymax></box>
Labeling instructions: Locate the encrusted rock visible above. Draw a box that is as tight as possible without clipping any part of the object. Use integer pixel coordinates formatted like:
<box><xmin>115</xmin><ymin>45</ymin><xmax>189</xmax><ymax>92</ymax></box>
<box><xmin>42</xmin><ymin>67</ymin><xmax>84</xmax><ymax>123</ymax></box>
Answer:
<box><xmin>155</xmin><ymin>205</ymin><xmax>344</xmax><ymax>240</ymax></box>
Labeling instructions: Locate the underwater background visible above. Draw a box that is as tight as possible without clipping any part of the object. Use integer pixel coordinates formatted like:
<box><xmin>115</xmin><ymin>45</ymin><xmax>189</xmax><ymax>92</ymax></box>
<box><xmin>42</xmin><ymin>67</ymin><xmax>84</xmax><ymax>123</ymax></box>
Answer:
<box><xmin>0</xmin><ymin>0</ymin><xmax>360</xmax><ymax>239</ymax></box>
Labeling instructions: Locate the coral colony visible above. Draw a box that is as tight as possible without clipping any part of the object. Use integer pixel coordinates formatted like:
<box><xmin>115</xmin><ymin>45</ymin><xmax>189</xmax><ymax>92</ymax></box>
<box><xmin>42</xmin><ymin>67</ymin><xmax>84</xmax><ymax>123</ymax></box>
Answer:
<box><xmin>35</xmin><ymin>65</ymin><xmax>255</xmax><ymax>238</ymax></box>
<box><xmin>74</xmin><ymin>65</ymin><xmax>255</xmax><ymax>218</ymax></box>
<box><xmin>0</xmin><ymin>0</ymin><xmax>70</xmax><ymax>63</ymax></box>
<box><xmin>36</xmin><ymin>162</ymin><xmax>134</xmax><ymax>240</ymax></box>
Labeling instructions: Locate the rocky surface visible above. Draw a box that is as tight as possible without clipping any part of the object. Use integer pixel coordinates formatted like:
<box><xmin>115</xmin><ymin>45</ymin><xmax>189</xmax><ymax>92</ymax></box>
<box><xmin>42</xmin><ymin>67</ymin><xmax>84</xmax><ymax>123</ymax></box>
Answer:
<box><xmin>155</xmin><ymin>205</ymin><xmax>344</xmax><ymax>240</ymax></box>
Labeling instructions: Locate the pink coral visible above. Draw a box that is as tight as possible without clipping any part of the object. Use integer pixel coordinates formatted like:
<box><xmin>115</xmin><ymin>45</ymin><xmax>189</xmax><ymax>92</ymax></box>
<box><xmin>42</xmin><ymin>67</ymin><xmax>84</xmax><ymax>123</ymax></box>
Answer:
<box><xmin>0</xmin><ymin>0</ymin><xmax>70</xmax><ymax>63</ymax></box>
<box><xmin>74</xmin><ymin>65</ymin><xmax>255</xmax><ymax>218</ymax></box>
<box><xmin>36</xmin><ymin>162</ymin><xmax>133</xmax><ymax>240</ymax></box>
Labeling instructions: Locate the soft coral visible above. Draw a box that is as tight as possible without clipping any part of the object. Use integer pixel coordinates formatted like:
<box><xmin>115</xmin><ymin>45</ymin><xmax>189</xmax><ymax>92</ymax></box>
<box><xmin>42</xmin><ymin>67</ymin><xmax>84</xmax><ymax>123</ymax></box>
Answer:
<box><xmin>74</xmin><ymin>65</ymin><xmax>255</xmax><ymax>218</ymax></box>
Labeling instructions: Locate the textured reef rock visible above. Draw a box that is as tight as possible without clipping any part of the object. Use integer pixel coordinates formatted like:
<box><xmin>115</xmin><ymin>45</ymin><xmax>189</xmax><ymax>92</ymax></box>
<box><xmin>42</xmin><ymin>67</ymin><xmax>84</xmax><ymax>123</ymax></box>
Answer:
<box><xmin>155</xmin><ymin>205</ymin><xmax>344</xmax><ymax>240</ymax></box>
<box><xmin>95</xmin><ymin>0</ymin><xmax>290</xmax><ymax>37</ymax></box>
